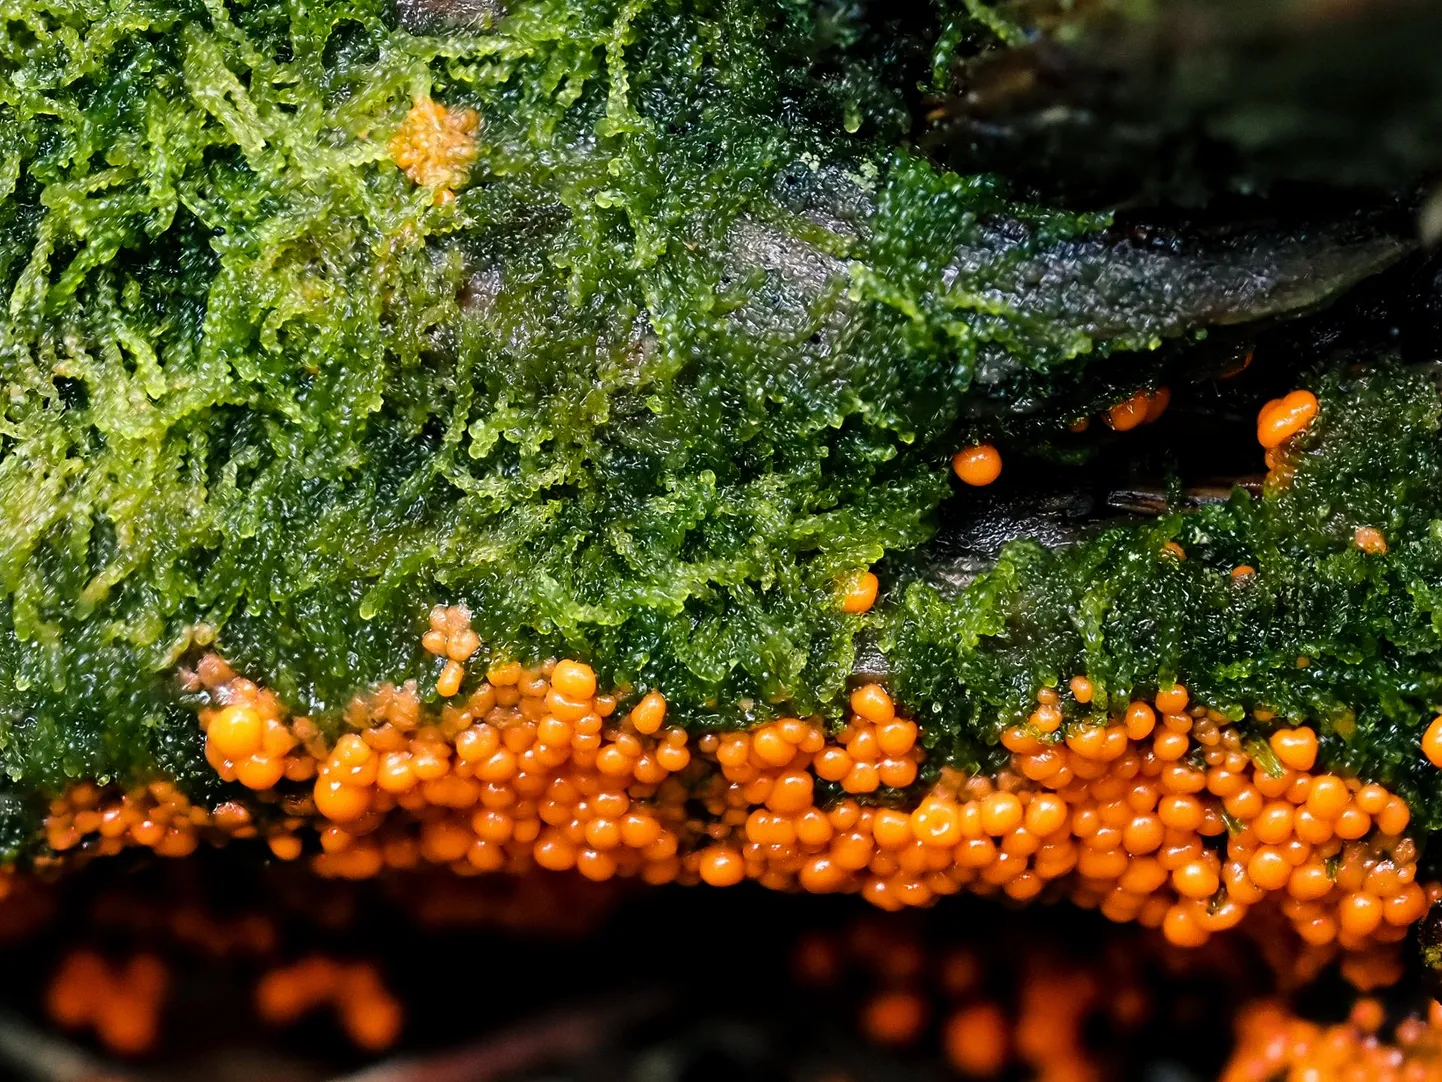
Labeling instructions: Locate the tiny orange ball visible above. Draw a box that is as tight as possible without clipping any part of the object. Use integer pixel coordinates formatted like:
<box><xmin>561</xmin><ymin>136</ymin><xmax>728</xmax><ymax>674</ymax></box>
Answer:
<box><xmin>698</xmin><ymin>845</ymin><xmax>746</xmax><ymax>887</ymax></box>
<box><xmin>207</xmin><ymin>705</ymin><xmax>264</xmax><ymax>760</ymax></box>
<box><xmin>841</xmin><ymin>570</ymin><xmax>879</xmax><ymax>614</ymax></box>
<box><xmin>268</xmin><ymin>834</ymin><xmax>303</xmax><ymax>861</ymax></box>
<box><xmin>953</xmin><ymin>443</ymin><xmax>1003</xmax><ymax>487</ymax></box>
<box><xmin>979</xmin><ymin>792</ymin><xmax>1023</xmax><ymax>836</ymax></box>
<box><xmin>235</xmin><ymin>754</ymin><xmax>286</xmax><ymax>791</ymax></box>
<box><xmin>1353</xmin><ymin>526</ymin><xmax>1388</xmax><ymax>555</ymax></box>
<box><xmin>1107</xmin><ymin>392</ymin><xmax>1151</xmax><ymax>432</ymax></box>
<box><xmin>851</xmin><ymin>683</ymin><xmax>896</xmax><ymax>724</ymax></box>
<box><xmin>1154</xmin><ymin>685</ymin><xmax>1189</xmax><ymax>715</ymax></box>
<box><xmin>1257</xmin><ymin>389</ymin><xmax>1319</xmax><ymax>449</ymax></box>
<box><xmin>910</xmin><ymin>799</ymin><xmax>962</xmax><ymax>848</ymax></box>
<box><xmin>313</xmin><ymin>777</ymin><xmax>372</xmax><ymax>823</ymax></box>
<box><xmin>628</xmin><ymin>690</ymin><xmax>667</xmax><ymax>735</ymax></box>
<box><xmin>1172</xmin><ymin>859</ymin><xmax>1220</xmax><ymax>899</ymax></box>
<box><xmin>550</xmin><ymin>659</ymin><xmax>597</xmax><ymax>701</ymax></box>
<box><xmin>1424</xmin><ymin>715</ymin><xmax>1442</xmax><ymax>767</ymax></box>
<box><xmin>1270</xmin><ymin>727</ymin><xmax>1318</xmax><ymax>772</ymax></box>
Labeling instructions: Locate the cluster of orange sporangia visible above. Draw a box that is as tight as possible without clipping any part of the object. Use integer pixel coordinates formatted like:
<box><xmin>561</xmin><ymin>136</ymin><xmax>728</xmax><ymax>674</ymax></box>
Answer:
<box><xmin>387</xmin><ymin>95</ymin><xmax>481</xmax><ymax>202</ymax></box>
<box><xmin>43</xmin><ymin>945</ymin><xmax>401</xmax><ymax>1057</ymax></box>
<box><xmin>997</xmin><ymin>681</ymin><xmax>1429</xmax><ymax>950</ymax></box>
<box><xmin>1058</xmin><ymin>386</ymin><xmax>1174</xmax><ymax>437</ymax></box>
<box><xmin>1224</xmin><ymin>997</ymin><xmax>1442</xmax><ymax>1082</ymax></box>
<box><xmin>47</xmin><ymin>950</ymin><xmax>168</xmax><ymax>1056</ymax></box>
<box><xmin>841</xmin><ymin>942</ymin><xmax>1116</xmax><ymax>1081</ymax></box>
<box><xmin>36</xmin><ymin>608</ymin><xmax>1436</xmax><ymax>960</ymax></box>
<box><xmin>797</xmin><ymin>908</ymin><xmax>1442</xmax><ymax>1081</ymax></box>
<box><xmin>256</xmin><ymin>956</ymin><xmax>402</xmax><ymax>1051</ymax></box>
<box><xmin>43</xmin><ymin>775</ymin><xmax>261</xmax><ymax>862</ymax></box>
<box><xmin>1257</xmin><ymin>387</ymin><xmax>1319</xmax><ymax>489</ymax></box>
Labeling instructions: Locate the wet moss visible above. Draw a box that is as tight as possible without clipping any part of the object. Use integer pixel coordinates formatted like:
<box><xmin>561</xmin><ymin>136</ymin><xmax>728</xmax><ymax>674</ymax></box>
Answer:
<box><xmin>889</xmin><ymin>363</ymin><xmax>1442</xmax><ymax>829</ymax></box>
<box><xmin>0</xmin><ymin>0</ymin><xmax>1101</xmax><ymax>799</ymax></box>
<box><xmin>0</xmin><ymin>0</ymin><xmax>1439</xmax><ymax>858</ymax></box>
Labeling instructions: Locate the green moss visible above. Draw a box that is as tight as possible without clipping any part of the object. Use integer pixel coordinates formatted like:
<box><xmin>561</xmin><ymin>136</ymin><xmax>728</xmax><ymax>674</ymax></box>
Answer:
<box><xmin>0</xmin><ymin>0</ymin><xmax>1438</xmax><ymax>860</ymax></box>
<box><xmin>0</xmin><ymin>0</ymin><xmax>1107</xmax><ymax>793</ymax></box>
<box><xmin>889</xmin><ymin>363</ymin><xmax>1442</xmax><ymax>828</ymax></box>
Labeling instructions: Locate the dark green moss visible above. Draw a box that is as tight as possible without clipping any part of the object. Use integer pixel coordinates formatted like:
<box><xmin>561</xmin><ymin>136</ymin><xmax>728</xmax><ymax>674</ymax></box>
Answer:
<box><xmin>889</xmin><ymin>363</ymin><xmax>1442</xmax><ymax>828</ymax></box>
<box><xmin>0</xmin><ymin>0</ymin><xmax>1439</xmax><ymax>860</ymax></box>
<box><xmin>0</xmin><ymin>0</ymin><xmax>1107</xmax><ymax>796</ymax></box>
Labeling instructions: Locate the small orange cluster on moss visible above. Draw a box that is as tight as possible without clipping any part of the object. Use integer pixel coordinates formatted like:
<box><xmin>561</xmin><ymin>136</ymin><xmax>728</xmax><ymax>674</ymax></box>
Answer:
<box><xmin>47</xmin><ymin>950</ymin><xmax>168</xmax><ymax>1055</ymax></box>
<box><xmin>388</xmin><ymin>95</ymin><xmax>481</xmax><ymax>202</ymax></box>
<box><xmin>1424</xmin><ymin>714</ymin><xmax>1442</xmax><ymax>768</ymax></box>
<box><xmin>1105</xmin><ymin>387</ymin><xmax>1171</xmax><ymax>432</ymax></box>
<box><xmin>1257</xmin><ymin>389</ymin><xmax>1319</xmax><ymax>449</ymax></box>
<box><xmin>202</xmin><ymin>653</ymin><xmax>310</xmax><ymax>792</ymax></box>
<box><xmin>1259</xmin><ymin>387</ymin><xmax>1319</xmax><ymax>486</ymax></box>
<box><xmin>1223</xmin><ymin>998</ymin><xmax>1442</xmax><ymax>1082</ymax></box>
<box><xmin>256</xmin><ymin>956</ymin><xmax>402</xmax><ymax>1051</ymax></box>
<box><xmin>423</xmin><ymin>604</ymin><xmax>482</xmax><ymax>696</ymax></box>
<box><xmin>43</xmin><ymin>776</ymin><xmax>260</xmax><ymax>862</ymax></box>
<box><xmin>813</xmin><ymin>683</ymin><xmax>921</xmax><ymax>793</ymax></box>
<box><xmin>1355</xmin><ymin>526</ymin><xmax>1389</xmax><ymax>556</ymax></box>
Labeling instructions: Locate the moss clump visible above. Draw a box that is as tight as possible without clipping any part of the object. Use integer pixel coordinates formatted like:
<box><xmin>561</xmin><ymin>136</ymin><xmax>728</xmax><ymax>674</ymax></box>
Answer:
<box><xmin>890</xmin><ymin>362</ymin><xmax>1442</xmax><ymax>828</ymax></box>
<box><xmin>0</xmin><ymin>0</ymin><xmax>1439</xmax><ymax>855</ymax></box>
<box><xmin>0</xmin><ymin>0</ymin><xmax>1124</xmax><ymax>790</ymax></box>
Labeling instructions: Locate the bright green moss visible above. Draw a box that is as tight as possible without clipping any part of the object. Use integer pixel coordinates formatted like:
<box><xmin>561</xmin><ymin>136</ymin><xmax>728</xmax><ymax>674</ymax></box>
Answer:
<box><xmin>0</xmin><ymin>0</ymin><xmax>1437</xmax><ymax>861</ymax></box>
<box><xmin>0</xmin><ymin>0</ymin><xmax>1107</xmax><ymax>800</ymax></box>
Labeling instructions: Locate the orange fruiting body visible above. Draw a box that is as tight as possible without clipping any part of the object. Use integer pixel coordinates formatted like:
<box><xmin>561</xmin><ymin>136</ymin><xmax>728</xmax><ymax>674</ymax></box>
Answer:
<box><xmin>388</xmin><ymin>96</ymin><xmax>481</xmax><ymax>202</ymax></box>
<box><xmin>1257</xmin><ymin>389</ymin><xmax>1319</xmax><ymax>449</ymax></box>
<box><xmin>1424</xmin><ymin>715</ymin><xmax>1442</xmax><ymax>767</ymax></box>
<box><xmin>952</xmin><ymin>443</ymin><xmax>1003</xmax><ymax>486</ymax></box>
<box><xmin>841</xmin><ymin>570</ymin><xmax>879</xmax><ymax>613</ymax></box>
<box><xmin>1106</xmin><ymin>388</ymin><xmax>1169</xmax><ymax>432</ymax></box>
<box><xmin>1270</xmin><ymin>727</ymin><xmax>1318</xmax><ymax>772</ymax></box>
<box><xmin>1354</xmin><ymin>526</ymin><xmax>1388</xmax><ymax>555</ymax></box>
